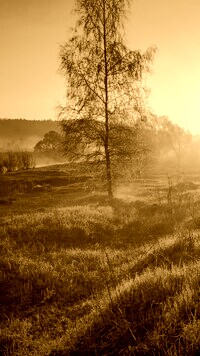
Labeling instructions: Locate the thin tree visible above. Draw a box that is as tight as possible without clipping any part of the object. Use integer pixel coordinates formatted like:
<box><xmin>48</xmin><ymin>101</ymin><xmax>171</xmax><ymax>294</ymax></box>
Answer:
<box><xmin>59</xmin><ymin>0</ymin><xmax>155</xmax><ymax>199</ymax></box>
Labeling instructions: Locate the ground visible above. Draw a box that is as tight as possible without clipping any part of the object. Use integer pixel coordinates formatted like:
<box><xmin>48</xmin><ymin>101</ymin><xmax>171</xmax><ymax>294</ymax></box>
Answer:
<box><xmin>1</xmin><ymin>164</ymin><xmax>200</xmax><ymax>355</ymax></box>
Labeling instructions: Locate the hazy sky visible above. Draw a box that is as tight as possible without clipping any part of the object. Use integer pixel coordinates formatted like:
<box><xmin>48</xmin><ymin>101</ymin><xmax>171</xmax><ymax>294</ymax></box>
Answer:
<box><xmin>1</xmin><ymin>0</ymin><xmax>200</xmax><ymax>134</ymax></box>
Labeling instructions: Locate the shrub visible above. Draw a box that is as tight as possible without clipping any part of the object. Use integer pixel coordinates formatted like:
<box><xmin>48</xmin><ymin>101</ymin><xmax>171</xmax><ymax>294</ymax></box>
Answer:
<box><xmin>0</xmin><ymin>151</ymin><xmax>35</xmax><ymax>173</ymax></box>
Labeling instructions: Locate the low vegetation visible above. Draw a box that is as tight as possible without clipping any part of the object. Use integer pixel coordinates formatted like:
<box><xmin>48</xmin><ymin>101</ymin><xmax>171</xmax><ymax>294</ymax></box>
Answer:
<box><xmin>0</xmin><ymin>151</ymin><xmax>35</xmax><ymax>173</ymax></box>
<box><xmin>1</xmin><ymin>164</ymin><xmax>200</xmax><ymax>355</ymax></box>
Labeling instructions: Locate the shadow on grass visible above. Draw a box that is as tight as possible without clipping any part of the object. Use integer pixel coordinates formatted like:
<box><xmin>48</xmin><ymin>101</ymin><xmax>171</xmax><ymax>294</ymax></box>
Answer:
<box><xmin>129</xmin><ymin>238</ymin><xmax>200</xmax><ymax>278</ymax></box>
<box><xmin>54</xmin><ymin>268</ymin><xmax>190</xmax><ymax>355</ymax></box>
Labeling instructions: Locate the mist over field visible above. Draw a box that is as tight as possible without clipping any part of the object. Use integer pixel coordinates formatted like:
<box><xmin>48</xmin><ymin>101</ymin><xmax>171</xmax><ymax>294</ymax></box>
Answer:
<box><xmin>0</xmin><ymin>119</ymin><xmax>65</xmax><ymax>167</ymax></box>
<box><xmin>2</xmin><ymin>117</ymin><xmax>200</xmax><ymax>172</ymax></box>
<box><xmin>0</xmin><ymin>119</ymin><xmax>60</xmax><ymax>151</ymax></box>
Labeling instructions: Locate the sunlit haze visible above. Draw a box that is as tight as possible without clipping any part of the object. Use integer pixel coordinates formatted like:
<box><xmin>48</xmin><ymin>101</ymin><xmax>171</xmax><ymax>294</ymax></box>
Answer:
<box><xmin>1</xmin><ymin>0</ymin><xmax>200</xmax><ymax>134</ymax></box>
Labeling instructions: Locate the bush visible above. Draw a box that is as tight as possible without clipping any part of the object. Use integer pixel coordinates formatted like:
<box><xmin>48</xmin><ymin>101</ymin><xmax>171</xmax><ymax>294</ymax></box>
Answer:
<box><xmin>0</xmin><ymin>151</ymin><xmax>35</xmax><ymax>173</ymax></box>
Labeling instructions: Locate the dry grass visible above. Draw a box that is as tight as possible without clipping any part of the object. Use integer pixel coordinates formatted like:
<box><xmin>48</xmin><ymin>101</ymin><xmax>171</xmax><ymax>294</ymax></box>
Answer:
<box><xmin>1</xmin><ymin>167</ymin><xmax>200</xmax><ymax>355</ymax></box>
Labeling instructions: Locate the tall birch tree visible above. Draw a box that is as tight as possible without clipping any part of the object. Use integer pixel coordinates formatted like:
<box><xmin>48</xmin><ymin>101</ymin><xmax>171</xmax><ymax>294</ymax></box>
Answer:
<box><xmin>59</xmin><ymin>0</ymin><xmax>155</xmax><ymax>199</ymax></box>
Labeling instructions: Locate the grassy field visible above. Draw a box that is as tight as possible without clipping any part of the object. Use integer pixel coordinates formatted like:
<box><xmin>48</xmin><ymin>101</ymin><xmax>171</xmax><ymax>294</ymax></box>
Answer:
<box><xmin>1</xmin><ymin>164</ymin><xmax>200</xmax><ymax>355</ymax></box>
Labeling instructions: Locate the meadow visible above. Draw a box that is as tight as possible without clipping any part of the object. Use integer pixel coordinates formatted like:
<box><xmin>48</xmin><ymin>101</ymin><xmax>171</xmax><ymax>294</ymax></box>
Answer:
<box><xmin>1</xmin><ymin>164</ymin><xmax>200</xmax><ymax>355</ymax></box>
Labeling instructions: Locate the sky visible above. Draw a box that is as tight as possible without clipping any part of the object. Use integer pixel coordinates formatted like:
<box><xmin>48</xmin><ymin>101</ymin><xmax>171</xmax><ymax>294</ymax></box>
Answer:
<box><xmin>1</xmin><ymin>0</ymin><xmax>200</xmax><ymax>134</ymax></box>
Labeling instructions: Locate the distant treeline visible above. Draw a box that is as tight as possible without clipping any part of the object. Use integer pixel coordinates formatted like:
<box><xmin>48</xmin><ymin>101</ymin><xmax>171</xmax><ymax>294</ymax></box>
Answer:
<box><xmin>0</xmin><ymin>119</ymin><xmax>61</xmax><ymax>151</ymax></box>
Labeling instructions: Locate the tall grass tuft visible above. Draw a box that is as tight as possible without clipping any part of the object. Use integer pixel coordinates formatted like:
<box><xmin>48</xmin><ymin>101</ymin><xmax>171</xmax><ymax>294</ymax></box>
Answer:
<box><xmin>0</xmin><ymin>151</ymin><xmax>35</xmax><ymax>173</ymax></box>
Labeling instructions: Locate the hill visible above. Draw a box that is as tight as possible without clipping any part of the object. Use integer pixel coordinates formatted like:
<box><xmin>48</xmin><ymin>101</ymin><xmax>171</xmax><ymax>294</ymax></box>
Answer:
<box><xmin>0</xmin><ymin>119</ymin><xmax>61</xmax><ymax>151</ymax></box>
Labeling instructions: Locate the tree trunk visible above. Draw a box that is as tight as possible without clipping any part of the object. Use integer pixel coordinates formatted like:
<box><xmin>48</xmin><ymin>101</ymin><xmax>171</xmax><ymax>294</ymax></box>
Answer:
<box><xmin>103</xmin><ymin>0</ymin><xmax>113</xmax><ymax>200</ymax></box>
<box><xmin>105</xmin><ymin>144</ymin><xmax>113</xmax><ymax>199</ymax></box>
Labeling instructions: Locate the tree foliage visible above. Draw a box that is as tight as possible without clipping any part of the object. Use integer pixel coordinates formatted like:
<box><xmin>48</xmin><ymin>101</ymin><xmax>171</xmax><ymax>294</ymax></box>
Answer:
<box><xmin>142</xmin><ymin>114</ymin><xmax>192</xmax><ymax>170</ymax></box>
<box><xmin>34</xmin><ymin>131</ymin><xmax>63</xmax><ymax>153</ymax></box>
<box><xmin>59</xmin><ymin>0</ymin><xmax>156</xmax><ymax>198</ymax></box>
